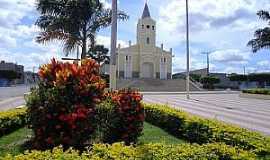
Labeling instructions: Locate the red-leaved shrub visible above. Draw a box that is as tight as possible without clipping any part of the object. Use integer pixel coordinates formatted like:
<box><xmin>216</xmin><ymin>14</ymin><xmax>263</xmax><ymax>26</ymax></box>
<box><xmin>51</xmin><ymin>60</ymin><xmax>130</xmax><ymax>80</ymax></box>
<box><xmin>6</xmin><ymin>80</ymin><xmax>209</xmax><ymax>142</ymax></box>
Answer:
<box><xmin>26</xmin><ymin>58</ymin><xmax>105</xmax><ymax>150</ymax></box>
<box><xmin>103</xmin><ymin>89</ymin><xmax>144</xmax><ymax>145</ymax></box>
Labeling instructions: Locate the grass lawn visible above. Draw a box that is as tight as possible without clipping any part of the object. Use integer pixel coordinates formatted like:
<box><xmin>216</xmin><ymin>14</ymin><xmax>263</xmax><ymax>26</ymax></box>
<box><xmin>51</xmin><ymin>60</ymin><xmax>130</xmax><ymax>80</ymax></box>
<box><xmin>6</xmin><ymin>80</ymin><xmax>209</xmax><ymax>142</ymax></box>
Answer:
<box><xmin>0</xmin><ymin>122</ymin><xmax>184</xmax><ymax>156</ymax></box>
<box><xmin>139</xmin><ymin>122</ymin><xmax>185</xmax><ymax>144</ymax></box>
<box><xmin>0</xmin><ymin>127</ymin><xmax>32</xmax><ymax>156</ymax></box>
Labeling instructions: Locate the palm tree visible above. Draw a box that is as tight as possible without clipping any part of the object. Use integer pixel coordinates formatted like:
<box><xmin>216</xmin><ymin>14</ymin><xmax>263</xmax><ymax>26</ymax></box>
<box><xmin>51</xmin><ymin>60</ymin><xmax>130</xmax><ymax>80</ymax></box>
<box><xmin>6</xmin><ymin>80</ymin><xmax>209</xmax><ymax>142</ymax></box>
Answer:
<box><xmin>248</xmin><ymin>10</ymin><xmax>270</xmax><ymax>53</ymax></box>
<box><xmin>88</xmin><ymin>44</ymin><xmax>109</xmax><ymax>65</ymax></box>
<box><xmin>35</xmin><ymin>0</ymin><xmax>128</xmax><ymax>59</ymax></box>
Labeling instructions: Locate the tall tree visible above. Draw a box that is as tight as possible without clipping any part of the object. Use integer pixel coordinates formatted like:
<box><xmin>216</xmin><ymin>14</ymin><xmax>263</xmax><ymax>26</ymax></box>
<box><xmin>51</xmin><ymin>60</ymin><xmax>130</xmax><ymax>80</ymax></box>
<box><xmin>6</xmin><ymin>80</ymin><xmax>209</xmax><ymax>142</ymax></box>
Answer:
<box><xmin>88</xmin><ymin>44</ymin><xmax>109</xmax><ymax>65</ymax></box>
<box><xmin>35</xmin><ymin>0</ymin><xmax>128</xmax><ymax>59</ymax></box>
<box><xmin>248</xmin><ymin>10</ymin><xmax>270</xmax><ymax>53</ymax></box>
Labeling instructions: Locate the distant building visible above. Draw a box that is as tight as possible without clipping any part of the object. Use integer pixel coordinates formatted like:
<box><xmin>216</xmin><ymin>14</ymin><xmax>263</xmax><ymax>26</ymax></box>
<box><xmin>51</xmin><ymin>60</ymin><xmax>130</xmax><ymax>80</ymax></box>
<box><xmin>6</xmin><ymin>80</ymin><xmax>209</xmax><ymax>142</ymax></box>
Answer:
<box><xmin>115</xmin><ymin>3</ymin><xmax>173</xmax><ymax>79</ymax></box>
<box><xmin>0</xmin><ymin>60</ymin><xmax>24</xmax><ymax>85</ymax></box>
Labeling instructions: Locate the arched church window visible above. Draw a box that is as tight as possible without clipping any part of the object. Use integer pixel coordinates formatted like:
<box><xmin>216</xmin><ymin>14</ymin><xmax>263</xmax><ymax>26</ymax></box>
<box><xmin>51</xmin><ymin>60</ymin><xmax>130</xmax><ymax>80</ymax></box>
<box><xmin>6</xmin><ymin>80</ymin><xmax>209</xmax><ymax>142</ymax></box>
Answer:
<box><xmin>142</xmin><ymin>25</ymin><xmax>144</xmax><ymax>29</ymax></box>
<box><xmin>147</xmin><ymin>37</ymin><xmax>150</xmax><ymax>44</ymax></box>
<box><xmin>164</xmin><ymin>58</ymin><xmax>166</xmax><ymax>63</ymax></box>
<box><xmin>147</xmin><ymin>25</ymin><xmax>150</xmax><ymax>29</ymax></box>
<box><xmin>126</xmin><ymin>55</ymin><xmax>128</xmax><ymax>61</ymax></box>
<box><xmin>152</xmin><ymin>26</ymin><xmax>155</xmax><ymax>30</ymax></box>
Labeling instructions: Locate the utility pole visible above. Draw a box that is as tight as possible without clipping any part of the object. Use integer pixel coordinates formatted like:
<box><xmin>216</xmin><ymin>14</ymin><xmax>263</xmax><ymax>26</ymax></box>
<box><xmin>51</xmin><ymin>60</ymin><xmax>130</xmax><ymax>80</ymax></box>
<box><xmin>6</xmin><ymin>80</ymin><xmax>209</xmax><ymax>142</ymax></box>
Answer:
<box><xmin>185</xmin><ymin>0</ymin><xmax>190</xmax><ymax>99</ymax></box>
<box><xmin>202</xmin><ymin>51</ymin><xmax>212</xmax><ymax>76</ymax></box>
<box><xmin>109</xmin><ymin>0</ymin><xmax>117</xmax><ymax>90</ymax></box>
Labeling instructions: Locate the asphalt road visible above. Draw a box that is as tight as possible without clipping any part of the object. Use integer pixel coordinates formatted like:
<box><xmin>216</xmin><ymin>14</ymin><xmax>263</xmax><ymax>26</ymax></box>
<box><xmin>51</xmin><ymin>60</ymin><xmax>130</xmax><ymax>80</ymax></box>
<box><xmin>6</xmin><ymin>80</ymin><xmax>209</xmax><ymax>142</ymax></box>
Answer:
<box><xmin>0</xmin><ymin>85</ymin><xmax>31</xmax><ymax>111</ymax></box>
<box><xmin>143</xmin><ymin>93</ymin><xmax>270</xmax><ymax>135</ymax></box>
<box><xmin>2</xmin><ymin>86</ymin><xmax>270</xmax><ymax>136</ymax></box>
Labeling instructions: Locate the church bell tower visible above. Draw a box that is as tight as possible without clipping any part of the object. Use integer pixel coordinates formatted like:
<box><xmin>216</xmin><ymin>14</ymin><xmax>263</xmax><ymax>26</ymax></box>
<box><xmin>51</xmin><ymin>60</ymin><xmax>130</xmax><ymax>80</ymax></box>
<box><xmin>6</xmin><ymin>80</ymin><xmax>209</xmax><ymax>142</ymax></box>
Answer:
<box><xmin>137</xmin><ymin>3</ymin><xmax>156</xmax><ymax>48</ymax></box>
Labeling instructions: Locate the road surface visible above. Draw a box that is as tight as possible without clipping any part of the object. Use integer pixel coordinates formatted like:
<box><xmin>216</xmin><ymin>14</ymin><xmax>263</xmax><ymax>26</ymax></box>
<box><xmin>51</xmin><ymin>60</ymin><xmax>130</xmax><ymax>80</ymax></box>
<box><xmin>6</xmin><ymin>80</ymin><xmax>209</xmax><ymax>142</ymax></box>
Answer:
<box><xmin>143</xmin><ymin>93</ymin><xmax>270</xmax><ymax>135</ymax></box>
<box><xmin>0</xmin><ymin>85</ymin><xmax>31</xmax><ymax>111</ymax></box>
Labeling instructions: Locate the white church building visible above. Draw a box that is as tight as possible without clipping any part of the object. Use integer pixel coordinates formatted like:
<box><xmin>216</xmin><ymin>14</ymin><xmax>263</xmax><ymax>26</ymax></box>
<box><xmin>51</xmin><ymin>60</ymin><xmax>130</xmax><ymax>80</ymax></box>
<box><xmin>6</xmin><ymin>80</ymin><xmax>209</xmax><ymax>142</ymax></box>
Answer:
<box><xmin>116</xmin><ymin>3</ymin><xmax>173</xmax><ymax>79</ymax></box>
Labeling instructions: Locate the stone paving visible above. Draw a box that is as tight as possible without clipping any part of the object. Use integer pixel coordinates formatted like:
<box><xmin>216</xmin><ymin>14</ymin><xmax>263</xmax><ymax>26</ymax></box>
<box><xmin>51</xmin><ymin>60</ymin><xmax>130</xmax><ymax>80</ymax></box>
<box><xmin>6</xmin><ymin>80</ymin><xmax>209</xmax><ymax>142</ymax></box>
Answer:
<box><xmin>143</xmin><ymin>93</ymin><xmax>270</xmax><ymax>135</ymax></box>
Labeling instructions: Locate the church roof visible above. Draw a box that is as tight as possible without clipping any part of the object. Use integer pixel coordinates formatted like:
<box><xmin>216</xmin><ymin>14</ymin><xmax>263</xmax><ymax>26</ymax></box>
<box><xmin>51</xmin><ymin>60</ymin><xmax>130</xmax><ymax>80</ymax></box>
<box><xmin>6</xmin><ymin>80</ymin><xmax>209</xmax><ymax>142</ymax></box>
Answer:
<box><xmin>142</xmin><ymin>3</ymin><xmax>151</xmax><ymax>19</ymax></box>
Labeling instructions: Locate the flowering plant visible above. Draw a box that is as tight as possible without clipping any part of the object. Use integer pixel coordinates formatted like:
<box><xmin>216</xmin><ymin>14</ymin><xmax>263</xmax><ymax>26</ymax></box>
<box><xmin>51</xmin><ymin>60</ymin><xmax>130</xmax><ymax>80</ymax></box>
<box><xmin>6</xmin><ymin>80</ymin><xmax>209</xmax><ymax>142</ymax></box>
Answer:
<box><xmin>26</xmin><ymin>58</ymin><xmax>105</xmax><ymax>150</ymax></box>
<box><xmin>103</xmin><ymin>89</ymin><xmax>144</xmax><ymax>145</ymax></box>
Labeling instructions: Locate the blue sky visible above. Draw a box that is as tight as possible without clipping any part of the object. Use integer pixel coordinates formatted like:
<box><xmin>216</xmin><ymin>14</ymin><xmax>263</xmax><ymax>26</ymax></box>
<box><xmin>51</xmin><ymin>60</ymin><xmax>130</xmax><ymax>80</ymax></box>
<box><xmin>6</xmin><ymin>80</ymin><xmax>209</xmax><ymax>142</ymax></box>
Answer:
<box><xmin>0</xmin><ymin>0</ymin><xmax>270</xmax><ymax>74</ymax></box>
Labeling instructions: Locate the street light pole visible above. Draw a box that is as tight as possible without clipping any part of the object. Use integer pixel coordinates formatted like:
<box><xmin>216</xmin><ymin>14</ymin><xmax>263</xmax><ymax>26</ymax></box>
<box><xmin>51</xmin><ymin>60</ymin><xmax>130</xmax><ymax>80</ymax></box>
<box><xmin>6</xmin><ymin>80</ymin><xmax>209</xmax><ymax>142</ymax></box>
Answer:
<box><xmin>186</xmin><ymin>0</ymin><xmax>190</xmax><ymax>99</ymax></box>
<box><xmin>110</xmin><ymin>0</ymin><xmax>117</xmax><ymax>90</ymax></box>
<box><xmin>202</xmin><ymin>51</ymin><xmax>211</xmax><ymax>76</ymax></box>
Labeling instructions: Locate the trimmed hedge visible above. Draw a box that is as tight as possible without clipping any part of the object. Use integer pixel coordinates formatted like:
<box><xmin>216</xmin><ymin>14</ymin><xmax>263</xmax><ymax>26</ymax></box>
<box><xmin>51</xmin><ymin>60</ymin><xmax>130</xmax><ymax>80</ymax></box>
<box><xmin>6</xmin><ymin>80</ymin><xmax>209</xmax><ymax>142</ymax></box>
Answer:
<box><xmin>242</xmin><ymin>89</ymin><xmax>270</xmax><ymax>95</ymax></box>
<box><xmin>143</xmin><ymin>103</ymin><xmax>270</xmax><ymax>157</ymax></box>
<box><xmin>0</xmin><ymin>108</ymin><xmax>27</xmax><ymax>137</ymax></box>
<box><xmin>1</xmin><ymin>143</ymin><xmax>256</xmax><ymax>159</ymax></box>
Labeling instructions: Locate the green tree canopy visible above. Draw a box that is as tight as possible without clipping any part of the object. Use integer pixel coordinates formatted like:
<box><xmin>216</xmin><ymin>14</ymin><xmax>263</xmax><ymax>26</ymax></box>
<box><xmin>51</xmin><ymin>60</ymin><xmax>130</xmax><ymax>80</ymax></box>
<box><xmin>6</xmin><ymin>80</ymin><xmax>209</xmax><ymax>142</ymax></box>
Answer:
<box><xmin>200</xmin><ymin>76</ymin><xmax>220</xmax><ymax>89</ymax></box>
<box><xmin>0</xmin><ymin>70</ymin><xmax>20</xmax><ymax>80</ymax></box>
<box><xmin>35</xmin><ymin>0</ymin><xmax>128</xmax><ymax>59</ymax></box>
<box><xmin>228</xmin><ymin>74</ymin><xmax>248</xmax><ymax>82</ymax></box>
<box><xmin>248</xmin><ymin>73</ymin><xmax>270</xmax><ymax>82</ymax></box>
<box><xmin>88</xmin><ymin>44</ymin><xmax>109</xmax><ymax>65</ymax></box>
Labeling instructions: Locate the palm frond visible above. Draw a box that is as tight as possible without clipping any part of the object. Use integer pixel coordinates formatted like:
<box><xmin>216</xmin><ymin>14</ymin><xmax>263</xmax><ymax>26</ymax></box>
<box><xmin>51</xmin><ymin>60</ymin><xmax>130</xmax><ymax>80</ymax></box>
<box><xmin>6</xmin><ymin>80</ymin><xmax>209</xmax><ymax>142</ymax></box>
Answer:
<box><xmin>88</xmin><ymin>9</ymin><xmax>129</xmax><ymax>32</ymax></box>
<box><xmin>36</xmin><ymin>30</ymin><xmax>70</xmax><ymax>43</ymax></box>
<box><xmin>36</xmin><ymin>0</ymin><xmax>67</xmax><ymax>16</ymax></box>
<box><xmin>247</xmin><ymin>27</ymin><xmax>270</xmax><ymax>53</ymax></box>
<box><xmin>257</xmin><ymin>10</ymin><xmax>270</xmax><ymax>22</ymax></box>
<box><xmin>63</xmin><ymin>36</ymin><xmax>79</xmax><ymax>56</ymax></box>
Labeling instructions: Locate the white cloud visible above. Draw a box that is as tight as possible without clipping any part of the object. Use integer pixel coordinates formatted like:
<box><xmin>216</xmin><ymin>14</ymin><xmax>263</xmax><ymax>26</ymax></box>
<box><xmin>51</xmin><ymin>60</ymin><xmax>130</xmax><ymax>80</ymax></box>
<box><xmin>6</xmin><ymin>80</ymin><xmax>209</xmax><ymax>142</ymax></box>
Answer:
<box><xmin>155</xmin><ymin>0</ymin><xmax>270</xmax><ymax>48</ymax></box>
<box><xmin>96</xmin><ymin>35</ymin><xmax>128</xmax><ymax>49</ymax></box>
<box><xmin>258</xmin><ymin>60</ymin><xmax>270</xmax><ymax>67</ymax></box>
<box><xmin>0</xmin><ymin>0</ymin><xmax>36</xmax><ymax>27</ymax></box>
<box><xmin>0</xmin><ymin>35</ymin><xmax>17</xmax><ymax>48</ymax></box>
<box><xmin>100</xmin><ymin>0</ymin><xmax>111</xmax><ymax>9</ymax></box>
<box><xmin>211</xmin><ymin>49</ymin><xmax>251</xmax><ymax>64</ymax></box>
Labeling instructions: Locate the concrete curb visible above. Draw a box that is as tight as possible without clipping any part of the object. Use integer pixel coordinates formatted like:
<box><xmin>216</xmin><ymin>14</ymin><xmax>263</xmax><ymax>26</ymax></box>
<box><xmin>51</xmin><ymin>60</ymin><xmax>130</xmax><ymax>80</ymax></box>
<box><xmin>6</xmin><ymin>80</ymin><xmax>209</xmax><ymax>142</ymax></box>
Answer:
<box><xmin>239</xmin><ymin>93</ymin><xmax>270</xmax><ymax>100</ymax></box>
<box><xmin>142</xmin><ymin>91</ymin><xmax>240</xmax><ymax>95</ymax></box>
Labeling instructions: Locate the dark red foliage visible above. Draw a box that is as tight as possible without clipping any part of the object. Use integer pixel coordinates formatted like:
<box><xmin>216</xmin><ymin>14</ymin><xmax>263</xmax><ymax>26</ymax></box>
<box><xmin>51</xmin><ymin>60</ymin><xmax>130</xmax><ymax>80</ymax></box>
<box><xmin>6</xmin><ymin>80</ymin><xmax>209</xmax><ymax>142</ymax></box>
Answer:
<box><xmin>104</xmin><ymin>89</ymin><xmax>144</xmax><ymax>145</ymax></box>
<box><xmin>27</xmin><ymin>58</ymin><xmax>105</xmax><ymax>150</ymax></box>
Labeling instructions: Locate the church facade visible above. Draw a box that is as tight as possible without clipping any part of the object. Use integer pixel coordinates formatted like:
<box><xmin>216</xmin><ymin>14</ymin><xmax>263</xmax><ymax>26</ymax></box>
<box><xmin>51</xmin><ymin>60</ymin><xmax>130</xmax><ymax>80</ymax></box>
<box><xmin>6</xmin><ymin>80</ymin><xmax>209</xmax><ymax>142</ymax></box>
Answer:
<box><xmin>116</xmin><ymin>3</ymin><xmax>173</xmax><ymax>79</ymax></box>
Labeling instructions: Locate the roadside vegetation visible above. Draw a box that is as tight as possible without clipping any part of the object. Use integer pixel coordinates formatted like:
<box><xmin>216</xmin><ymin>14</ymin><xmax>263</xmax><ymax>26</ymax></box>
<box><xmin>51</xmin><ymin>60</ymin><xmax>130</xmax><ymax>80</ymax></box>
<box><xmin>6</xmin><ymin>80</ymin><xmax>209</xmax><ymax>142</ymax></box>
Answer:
<box><xmin>242</xmin><ymin>88</ymin><xmax>270</xmax><ymax>95</ymax></box>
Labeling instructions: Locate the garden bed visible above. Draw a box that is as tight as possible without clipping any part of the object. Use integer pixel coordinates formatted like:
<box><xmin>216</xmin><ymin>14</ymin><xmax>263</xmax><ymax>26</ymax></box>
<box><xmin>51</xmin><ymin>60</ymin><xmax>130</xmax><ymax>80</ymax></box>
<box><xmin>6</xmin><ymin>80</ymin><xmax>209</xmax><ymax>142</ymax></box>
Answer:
<box><xmin>0</xmin><ymin>122</ymin><xmax>184</xmax><ymax>157</ymax></box>
<box><xmin>143</xmin><ymin>103</ymin><xmax>270</xmax><ymax>158</ymax></box>
<box><xmin>1</xmin><ymin>104</ymin><xmax>270</xmax><ymax>159</ymax></box>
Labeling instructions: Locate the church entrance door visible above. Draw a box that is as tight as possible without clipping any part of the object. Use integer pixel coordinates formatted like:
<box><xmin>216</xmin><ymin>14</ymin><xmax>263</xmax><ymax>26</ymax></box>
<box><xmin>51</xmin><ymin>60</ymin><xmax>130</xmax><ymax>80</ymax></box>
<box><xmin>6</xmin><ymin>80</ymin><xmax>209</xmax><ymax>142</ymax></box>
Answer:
<box><xmin>142</xmin><ymin>62</ymin><xmax>154</xmax><ymax>78</ymax></box>
<box><xmin>124</xmin><ymin>55</ymin><xmax>132</xmax><ymax>78</ymax></box>
<box><xmin>160</xmin><ymin>64</ymin><xmax>167</xmax><ymax>79</ymax></box>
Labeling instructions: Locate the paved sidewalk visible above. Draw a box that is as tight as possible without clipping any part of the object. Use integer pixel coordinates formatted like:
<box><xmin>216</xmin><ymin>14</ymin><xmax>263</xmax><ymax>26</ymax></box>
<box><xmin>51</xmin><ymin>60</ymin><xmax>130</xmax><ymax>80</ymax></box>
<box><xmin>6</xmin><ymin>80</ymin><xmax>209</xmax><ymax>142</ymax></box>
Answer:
<box><xmin>143</xmin><ymin>93</ymin><xmax>270</xmax><ymax>135</ymax></box>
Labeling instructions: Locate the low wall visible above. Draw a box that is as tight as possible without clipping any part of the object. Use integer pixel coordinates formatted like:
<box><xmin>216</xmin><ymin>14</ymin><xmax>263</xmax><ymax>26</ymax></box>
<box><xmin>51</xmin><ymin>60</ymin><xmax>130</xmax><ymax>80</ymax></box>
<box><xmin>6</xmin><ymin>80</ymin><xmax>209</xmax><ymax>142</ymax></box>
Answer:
<box><xmin>239</xmin><ymin>93</ymin><xmax>270</xmax><ymax>100</ymax></box>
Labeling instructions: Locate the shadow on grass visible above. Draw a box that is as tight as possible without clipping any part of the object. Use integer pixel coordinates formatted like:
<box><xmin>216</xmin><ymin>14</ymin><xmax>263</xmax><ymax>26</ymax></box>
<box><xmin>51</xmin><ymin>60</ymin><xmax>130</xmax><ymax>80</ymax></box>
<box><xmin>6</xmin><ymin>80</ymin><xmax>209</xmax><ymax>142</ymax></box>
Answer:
<box><xmin>138</xmin><ymin>122</ymin><xmax>185</xmax><ymax>145</ymax></box>
<box><xmin>0</xmin><ymin>127</ymin><xmax>32</xmax><ymax>157</ymax></box>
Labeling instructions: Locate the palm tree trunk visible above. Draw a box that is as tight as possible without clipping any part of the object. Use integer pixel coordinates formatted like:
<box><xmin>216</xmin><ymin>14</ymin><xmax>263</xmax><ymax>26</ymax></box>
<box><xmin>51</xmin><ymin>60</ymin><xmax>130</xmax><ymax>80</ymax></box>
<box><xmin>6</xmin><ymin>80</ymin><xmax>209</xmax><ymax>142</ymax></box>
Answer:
<box><xmin>81</xmin><ymin>26</ymin><xmax>87</xmax><ymax>60</ymax></box>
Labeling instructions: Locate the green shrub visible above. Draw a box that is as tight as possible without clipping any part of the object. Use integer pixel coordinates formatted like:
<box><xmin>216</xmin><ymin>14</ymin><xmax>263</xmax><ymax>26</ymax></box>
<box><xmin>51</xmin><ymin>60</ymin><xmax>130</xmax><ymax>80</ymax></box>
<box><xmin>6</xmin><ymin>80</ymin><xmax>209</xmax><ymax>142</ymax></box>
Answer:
<box><xmin>26</xmin><ymin>59</ymin><xmax>106</xmax><ymax>150</ymax></box>
<box><xmin>1</xmin><ymin>143</ymin><xmax>256</xmax><ymax>160</ymax></box>
<box><xmin>99</xmin><ymin>89</ymin><xmax>144</xmax><ymax>145</ymax></box>
<box><xmin>242</xmin><ymin>88</ymin><xmax>270</xmax><ymax>95</ymax></box>
<box><xmin>0</xmin><ymin>108</ymin><xmax>27</xmax><ymax>137</ymax></box>
<box><xmin>229</xmin><ymin>74</ymin><xmax>248</xmax><ymax>82</ymax></box>
<box><xmin>143</xmin><ymin>103</ymin><xmax>270</xmax><ymax>157</ymax></box>
<box><xmin>200</xmin><ymin>76</ymin><xmax>220</xmax><ymax>89</ymax></box>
